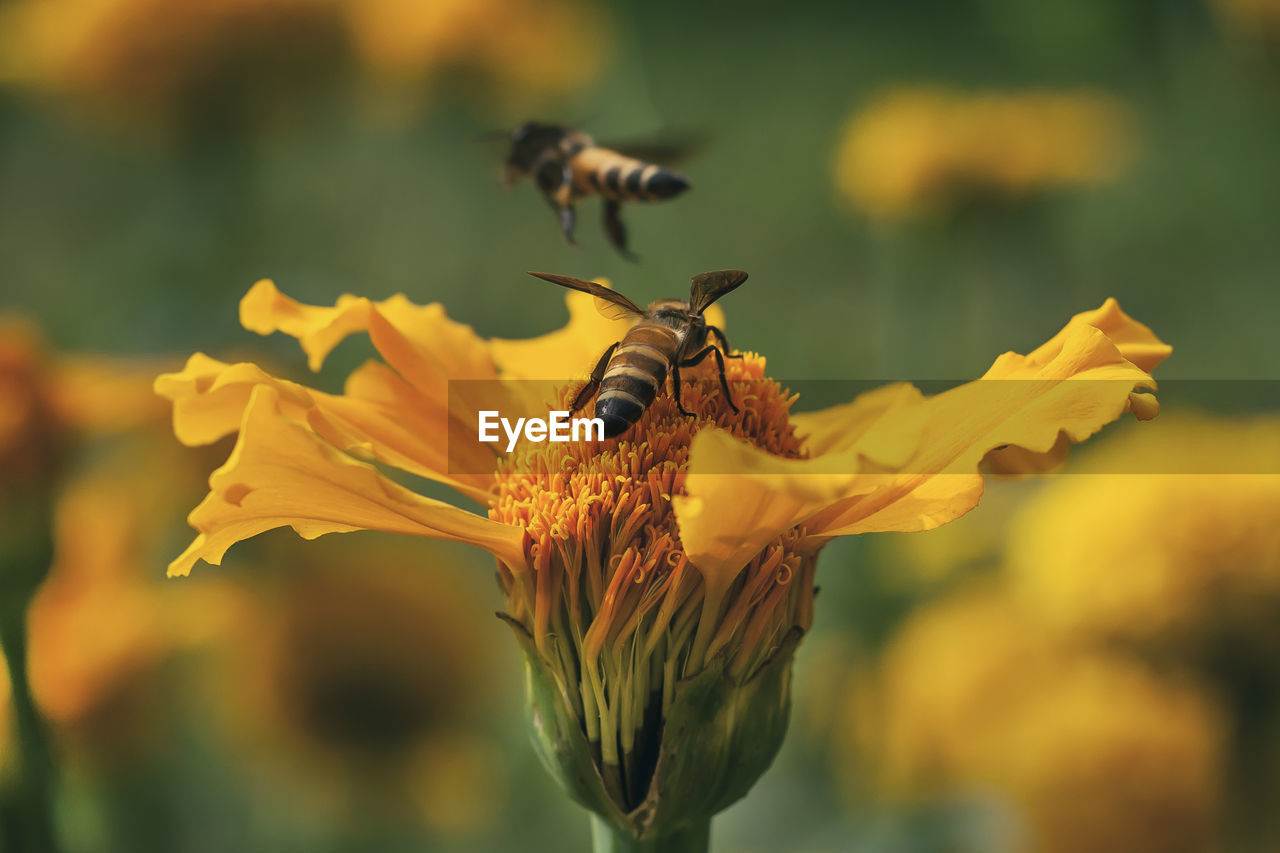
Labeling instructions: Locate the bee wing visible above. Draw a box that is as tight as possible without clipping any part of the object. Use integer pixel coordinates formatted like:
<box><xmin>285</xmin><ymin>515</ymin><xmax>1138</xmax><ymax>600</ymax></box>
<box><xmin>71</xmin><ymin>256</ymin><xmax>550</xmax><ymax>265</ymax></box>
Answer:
<box><xmin>599</xmin><ymin>133</ymin><xmax>706</xmax><ymax>166</ymax></box>
<box><xmin>689</xmin><ymin>270</ymin><xmax>749</xmax><ymax>315</ymax></box>
<box><xmin>526</xmin><ymin>271</ymin><xmax>645</xmax><ymax>320</ymax></box>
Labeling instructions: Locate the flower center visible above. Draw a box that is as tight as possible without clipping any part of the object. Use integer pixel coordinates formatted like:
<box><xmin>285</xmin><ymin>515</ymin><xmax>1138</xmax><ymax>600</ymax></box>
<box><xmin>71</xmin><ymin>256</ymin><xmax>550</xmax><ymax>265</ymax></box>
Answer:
<box><xmin>489</xmin><ymin>354</ymin><xmax>815</xmax><ymax>810</ymax></box>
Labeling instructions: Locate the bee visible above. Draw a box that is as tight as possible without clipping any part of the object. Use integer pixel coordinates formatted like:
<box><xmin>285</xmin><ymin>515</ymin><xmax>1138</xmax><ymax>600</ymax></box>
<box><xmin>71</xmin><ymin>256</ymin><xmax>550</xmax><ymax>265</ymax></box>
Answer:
<box><xmin>527</xmin><ymin>269</ymin><xmax>748</xmax><ymax>438</ymax></box>
<box><xmin>503</xmin><ymin>122</ymin><xmax>692</xmax><ymax>260</ymax></box>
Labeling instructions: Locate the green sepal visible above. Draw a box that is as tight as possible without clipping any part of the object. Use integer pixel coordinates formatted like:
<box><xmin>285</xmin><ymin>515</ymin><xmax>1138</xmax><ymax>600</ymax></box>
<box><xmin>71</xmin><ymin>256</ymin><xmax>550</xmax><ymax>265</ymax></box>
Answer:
<box><xmin>501</xmin><ymin>611</ymin><xmax>803</xmax><ymax>843</ymax></box>
<box><xmin>498</xmin><ymin>613</ymin><xmax>630</xmax><ymax>828</ymax></box>
<box><xmin>627</xmin><ymin>627</ymin><xmax>803</xmax><ymax>839</ymax></box>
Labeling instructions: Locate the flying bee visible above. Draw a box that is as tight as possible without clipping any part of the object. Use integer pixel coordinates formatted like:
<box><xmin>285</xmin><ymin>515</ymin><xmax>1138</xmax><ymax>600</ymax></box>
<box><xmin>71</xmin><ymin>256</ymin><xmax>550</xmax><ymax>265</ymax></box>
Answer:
<box><xmin>526</xmin><ymin>269</ymin><xmax>748</xmax><ymax>439</ymax></box>
<box><xmin>503</xmin><ymin>121</ymin><xmax>692</xmax><ymax>260</ymax></box>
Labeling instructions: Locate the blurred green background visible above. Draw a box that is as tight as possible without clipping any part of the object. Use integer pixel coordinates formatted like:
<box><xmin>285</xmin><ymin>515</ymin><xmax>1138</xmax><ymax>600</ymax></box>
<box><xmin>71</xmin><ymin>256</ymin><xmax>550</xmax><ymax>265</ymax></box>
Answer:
<box><xmin>2</xmin><ymin>0</ymin><xmax>1279</xmax><ymax>850</ymax></box>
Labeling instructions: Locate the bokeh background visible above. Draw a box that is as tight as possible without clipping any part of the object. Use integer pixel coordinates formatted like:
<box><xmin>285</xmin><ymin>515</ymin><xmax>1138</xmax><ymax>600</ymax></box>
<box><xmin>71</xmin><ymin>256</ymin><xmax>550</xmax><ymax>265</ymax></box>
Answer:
<box><xmin>2</xmin><ymin>0</ymin><xmax>1279</xmax><ymax>850</ymax></box>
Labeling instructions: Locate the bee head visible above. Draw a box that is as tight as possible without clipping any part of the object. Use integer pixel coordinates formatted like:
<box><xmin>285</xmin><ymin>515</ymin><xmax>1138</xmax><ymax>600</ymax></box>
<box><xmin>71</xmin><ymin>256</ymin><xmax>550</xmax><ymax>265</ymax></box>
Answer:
<box><xmin>505</xmin><ymin>121</ymin><xmax>568</xmax><ymax>175</ymax></box>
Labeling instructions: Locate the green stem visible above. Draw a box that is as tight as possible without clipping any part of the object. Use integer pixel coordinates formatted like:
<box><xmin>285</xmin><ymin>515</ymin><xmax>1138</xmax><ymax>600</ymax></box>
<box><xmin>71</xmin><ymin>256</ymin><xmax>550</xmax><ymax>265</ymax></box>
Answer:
<box><xmin>1</xmin><ymin>610</ymin><xmax>59</xmax><ymax>853</ymax></box>
<box><xmin>590</xmin><ymin>815</ymin><xmax>710</xmax><ymax>853</ymax></box>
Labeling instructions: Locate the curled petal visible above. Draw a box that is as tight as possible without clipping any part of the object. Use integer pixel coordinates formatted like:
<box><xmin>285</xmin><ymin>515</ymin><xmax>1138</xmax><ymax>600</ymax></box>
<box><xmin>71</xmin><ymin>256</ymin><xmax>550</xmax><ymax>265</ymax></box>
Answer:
<box><xmin>315</xmin><ymin>361</ymin><xmax>501</xmax><ymax>501</ymax></box>
<box><xmin>673</xmin><ymin>433</ymin><xmax>866</xmax><ymax>594</ymax></box>
<box><xmin>677</xmin><ymin>302</ymin><xmax>1168</xmax><ymax>583</ymax></box>
<box><xmin>1018</xmin><ymin>297</ymin><xmax>1170</xmax><ymax>373</ymax></box>
<box><xmin>238</xmin><ymin>281</ymin><xmax>525</xmax><ymax>484</ymax></box>
<box><xmin>239</xmin><ymin>279</ymin><xmax>498</xmax><ymax>390</ymax></box>
<box><xmin>807</xmin><ymin>324</ymin><xmax>1160</xmax><ymax>536</ymax></box>
<box><xmin>169</xmin><ymin>384</ymin><xmax>525</xmax><ymax>577</ymax></box>
<box><xmin>678</xmin><ymin>383</ymin><xmax>929</xmax><ymax>588</ymax></box>
<box><xmin>157</xmin><ymin>355</ymin><xmax>504</xmax><ymax>504</ymax></box>
<box><xmin>155</xmin><ymin>353</ymin><xmax>316</xmax><ymax>446</ymax></box>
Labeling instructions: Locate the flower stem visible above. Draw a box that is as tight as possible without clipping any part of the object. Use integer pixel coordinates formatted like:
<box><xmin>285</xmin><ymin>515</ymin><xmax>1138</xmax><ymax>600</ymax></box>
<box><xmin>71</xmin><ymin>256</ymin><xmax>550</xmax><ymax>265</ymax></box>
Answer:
<box><xmin>590</xmin><ymin>816</ymin><xmax>710</xmax><ymax>853</ymax></box>
<box><xmin>0</xmin><ymin>608</ymin><xmax>59</xmax><ymax>853</ymax></box>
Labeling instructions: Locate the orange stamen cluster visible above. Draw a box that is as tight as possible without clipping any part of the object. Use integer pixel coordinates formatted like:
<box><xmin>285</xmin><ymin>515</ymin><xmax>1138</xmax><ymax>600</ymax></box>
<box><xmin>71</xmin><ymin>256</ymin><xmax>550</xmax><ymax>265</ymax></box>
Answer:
<box><xmin>489</xmin><ymin>354</ymin><xmax>815</xmax><ymax>808</ymax></box>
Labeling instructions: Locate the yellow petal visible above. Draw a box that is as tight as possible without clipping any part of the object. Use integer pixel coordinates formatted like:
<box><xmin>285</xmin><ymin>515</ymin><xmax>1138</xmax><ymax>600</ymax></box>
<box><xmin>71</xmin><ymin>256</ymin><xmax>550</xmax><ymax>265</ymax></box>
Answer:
<box><xmin>238</xmin><ymin>281</ymin><xmax>529</xmax><ymax>482</ymax></box>
<box><xmin>313</xmin><ymin>360</ymin><xmax>499</xmax><ymax>502</ymax></box>
<box><xmin>676</xmin><ymin>302</ymin><xmax>1166</xmax><ymax>582</ymax></box>
<box><xmin>240</xmin><ymin>280</ymin><xmax>374</xmax><ymax>372</ymax></box>
<box><xmin>1018</xmin><ymin>297</ymin><xmax>1170</xmax><ymax>373</ymax></box>
<box><xmin>155</xmin><ymin>353</ymin><xmax>316</xmax><ymax>446</ymax></box>
<box><xmin>677</xmin><ymin>383</ymin><xmax>931</xmax><ymax>588</ymax></box>
<box><xmin>807</xmin><ymin>322</ymin><xmax>1161</xmax><ymax>537</ymax></box>
<box><xmin>790</xmin><ymin>382</ymin><xmax>924</xmax><ymax>458</ymax></box>
<box><xmin>673</xmin><ymin>431</ymin><xmax>870</xmax><ymax>594</ymax></box>
<box><xmin>157</xmin><ymin>354</ymin><xmax>505</xmax><ymax>504</ymax></box>
<box><xmin>239</xmin><ymin>280</ymin><xmax>499</xmax><ymax>390</ymax></box>
<box><xmin>169</xmin><ymin>384</ymin><xmax>525</xmax><ymax>577</ymax></box>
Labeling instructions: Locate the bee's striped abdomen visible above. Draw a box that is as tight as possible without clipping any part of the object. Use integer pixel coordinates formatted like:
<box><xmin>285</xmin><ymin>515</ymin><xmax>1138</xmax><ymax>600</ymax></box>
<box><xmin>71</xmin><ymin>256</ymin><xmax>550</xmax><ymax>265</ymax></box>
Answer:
<box><xmin>595</xmin><ymin>323</ymin><xmax>679</xmax><ymax>438</ymax></box>
<box><xmin>570</xmin><ymin>148</ymin><xmax>691</xmax><ymax>202</ymax></box>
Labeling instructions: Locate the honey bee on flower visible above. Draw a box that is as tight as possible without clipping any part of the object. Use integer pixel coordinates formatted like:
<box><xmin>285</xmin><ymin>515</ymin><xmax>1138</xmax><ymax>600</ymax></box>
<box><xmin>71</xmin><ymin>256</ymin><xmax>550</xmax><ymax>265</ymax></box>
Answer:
<box><xmin>157</xmin><ymin>275</ymin><xmax>1168</xmax><ymax>846</ymax></box>
<box><xmin>526</xmin><ymin>269</ymin><xmax>744</xmax><ymax>436</ymax></box>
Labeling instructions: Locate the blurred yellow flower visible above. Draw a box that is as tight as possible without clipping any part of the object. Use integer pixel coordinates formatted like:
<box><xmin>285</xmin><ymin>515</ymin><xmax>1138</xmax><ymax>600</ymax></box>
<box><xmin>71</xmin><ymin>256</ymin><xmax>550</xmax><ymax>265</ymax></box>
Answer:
<box><xmin>342</xmin><ymin>0</ymin><xmax>607</xmax><ymax>98</ymax></box>
<box><xmin>0</xmin><ymin>319</ymin><xmax>218</xmax><ymax>763</ymax></box>
<box><xmin>157</xmin><ymin>278</ymin><xmax>1166</xmax><ymax>835</ymax></box>
<box><xmin>1007</xmin><ymin>414</ymin><xmax>1280</xmax><ymax>662</ymax></box>
<box><xmin>0</xmin><ymin>319</ymin><xmax>169</xmax><ymax>580</ymax></box>
<box><xmin>834</xmin><ymin>89</ymin><xmax>1136</xmax><ymax>220</ymax></box>
<box><xmin>210</xmin><ymin>536</ymin><xmax>505</xmax><ymax>834</ymax></box>
<box><xmin>0</xmin><ymin>0</ymin><xmax>347</xmax><ymax>132</ymax></box>
<box><xmin>1212</xmin><ymin>0</ymin><xmax>1280</xmax><ymax>35</ymax></box>
<box><xmin>25</xmin><ymin>436</ymin><xmax>222</xmax><ymax>761</ymax></box>
<box><xmin>0</xmin><ymin>0</ymin><xmax>607</xmax><ymax>133</ymax></box>
<box><xmin>863</xmin><ymin>585</ymin><xmax>1224</xmax><ymax>853</ymax></box>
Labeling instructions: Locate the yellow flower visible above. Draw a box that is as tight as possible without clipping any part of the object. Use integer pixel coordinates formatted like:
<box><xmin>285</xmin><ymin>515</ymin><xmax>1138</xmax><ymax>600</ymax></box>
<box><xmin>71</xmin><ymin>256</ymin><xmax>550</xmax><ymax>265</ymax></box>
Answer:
<box><xmin>864</xmin><ymin>585</ymin><xmax>1224</xmax><ymax>853</ymax></box>
<box><xmin>834</xmin><ymin>88</ymin><xmax>1136</xmax><ymax>220</ymax></box>
<box><xmin>207</xmin><ymin>535</ymin><xmax>505</xmax><ymax>835</ymax></box>
<box><xmin>1007</xmin><ymin>413</ymin><xmax>1280</xmax><ymax>664</ymax></box>
<box><xmin>158</xmin><ymin>277</ymin><xmax>1167</xmax><ymax>837</ymax></box>
<box><xmin>342</xmin><ymin>0</ymin><xmax>607</xmax><ymax>98</ymax></box>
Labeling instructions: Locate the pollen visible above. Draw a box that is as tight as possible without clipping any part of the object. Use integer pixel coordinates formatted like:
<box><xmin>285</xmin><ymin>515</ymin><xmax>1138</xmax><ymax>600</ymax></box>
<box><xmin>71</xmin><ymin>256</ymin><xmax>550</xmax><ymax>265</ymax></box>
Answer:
<box><xmin>488</xmin><ymin>353</ymin><xmax>815</xmax><ymax>810</ymax></box>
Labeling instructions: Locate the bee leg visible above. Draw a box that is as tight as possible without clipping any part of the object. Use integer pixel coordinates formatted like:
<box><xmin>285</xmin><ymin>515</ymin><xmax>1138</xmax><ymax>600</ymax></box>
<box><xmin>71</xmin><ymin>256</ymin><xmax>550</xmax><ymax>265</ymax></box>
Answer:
<box><xmin>707</xmin><ymin>325</ymin><xmax>745</xmax><ymax>360</ymax></box>
<box><xmin>534</xmin><ymin>157</ymin><xmax>577</xmax><ymax>246</ymax></box>
<box><xmin>670</xmin><ymin>363</ymin><xmax>695</xmax><ymax>417</ymax></box>
<box><xmin>679</xmin><ymin>345</ymin><xmax>740</xmax><ymax>415</ymax></box>
<box><xmin>572</xmin><ymin>343</ymin><xmax>618</xmax><ymax>413</ymax></box>
<box><xmin>603</xmin><ymin>199</ymin><xmax>639</xmax><ymax>262</ymax></box>
<box><xmin>558</xmin><ymin>203</ymin><xmax>578</xmax><ymax>246</ymax></box>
